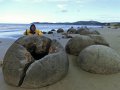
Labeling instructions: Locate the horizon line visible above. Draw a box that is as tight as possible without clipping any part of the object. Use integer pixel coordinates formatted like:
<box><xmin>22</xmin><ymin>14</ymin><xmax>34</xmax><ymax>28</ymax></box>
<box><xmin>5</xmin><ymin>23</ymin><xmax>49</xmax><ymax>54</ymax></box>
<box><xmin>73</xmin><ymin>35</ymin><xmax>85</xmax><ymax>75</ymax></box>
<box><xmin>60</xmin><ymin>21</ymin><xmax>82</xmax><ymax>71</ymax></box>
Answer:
<box><xmin>0</xmin><ymin>21</ymin><xmax>120</xmax><ymax>24</ymax></box>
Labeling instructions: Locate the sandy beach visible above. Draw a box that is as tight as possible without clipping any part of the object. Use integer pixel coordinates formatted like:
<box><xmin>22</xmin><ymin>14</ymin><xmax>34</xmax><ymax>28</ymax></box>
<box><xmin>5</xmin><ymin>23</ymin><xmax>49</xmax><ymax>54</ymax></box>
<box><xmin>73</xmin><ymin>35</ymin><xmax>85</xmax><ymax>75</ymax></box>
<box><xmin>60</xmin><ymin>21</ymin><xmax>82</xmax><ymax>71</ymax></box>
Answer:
<box><xmin>1</xmin><ymin>27</ymin><xmax>120</xmax><ymax>90</ymax></box>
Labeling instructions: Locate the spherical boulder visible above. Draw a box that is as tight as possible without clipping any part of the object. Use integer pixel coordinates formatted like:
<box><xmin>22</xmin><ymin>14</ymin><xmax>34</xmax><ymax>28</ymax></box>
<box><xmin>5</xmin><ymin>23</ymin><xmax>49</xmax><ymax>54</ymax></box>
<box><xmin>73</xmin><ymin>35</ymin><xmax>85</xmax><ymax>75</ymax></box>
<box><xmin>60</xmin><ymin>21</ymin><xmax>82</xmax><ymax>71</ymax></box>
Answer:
<box><xmin>48</xmin><ymin>31</ymin><xmax>53</xmax><ymax>34</ymax></box>
<box><xmin>91</xmin><ymin>30</ymin><xmax>100</xmax><ymax>35</ymax></box>
<box><xmin>88</xmin><ymin>34</ymin><xmax>109</xmax><ymax>46</ymax></box>
<box><xmin>65</xmin><ymin>35</ymin><xmax>95</xmax><ymax>56</ymax></box>
<box><xmin>51</xmin><ymin>29</ymin><xmax>56</xmax><ymax>32</ymax></box>
<box><xmin>42</xmin><ymin>32</ymin><xmax>47</xmax><ymax>34</ymax></box>
<box><xmin>57</xmin><ymin>28</ymin><xmax>64</xmax><ymax>33</ymax></box>
<box><xmin>77</xmin><ymin>45</ymin><xmax>120</xmax><ymax>74</ymax></box>
<box><xmin>76</xmin><ymin>27</ymin><xmax>89</xmax><ymax>34</ymax></box>
<box><xmin>2</xmin><ymin>35</ymin><xmax>69</xmax><ymax>88</ymax></box>
<box><xmin>67</xmin><ymin>27</ymin><xmax>77</xmax><ymax>34</ymax></box>
<box><xmin>62</xmin><ymin>33</ymin><xmax>73</xmax><ymax>38</ymax></box>
<box><xmin>76</xmin><ymin>27</ymin><xmax>100</xmax><ymax>35</ymax></box>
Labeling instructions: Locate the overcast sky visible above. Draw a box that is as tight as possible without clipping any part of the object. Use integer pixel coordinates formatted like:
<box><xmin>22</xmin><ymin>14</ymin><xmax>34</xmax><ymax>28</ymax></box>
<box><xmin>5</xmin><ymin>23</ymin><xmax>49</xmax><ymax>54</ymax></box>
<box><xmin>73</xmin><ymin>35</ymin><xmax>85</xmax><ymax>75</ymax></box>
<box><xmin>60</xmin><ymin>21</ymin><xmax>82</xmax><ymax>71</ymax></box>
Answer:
<box><xmin>0</xmin><ymin>0</ymin><xmax>120</xmax><ymax>23</ymax></box>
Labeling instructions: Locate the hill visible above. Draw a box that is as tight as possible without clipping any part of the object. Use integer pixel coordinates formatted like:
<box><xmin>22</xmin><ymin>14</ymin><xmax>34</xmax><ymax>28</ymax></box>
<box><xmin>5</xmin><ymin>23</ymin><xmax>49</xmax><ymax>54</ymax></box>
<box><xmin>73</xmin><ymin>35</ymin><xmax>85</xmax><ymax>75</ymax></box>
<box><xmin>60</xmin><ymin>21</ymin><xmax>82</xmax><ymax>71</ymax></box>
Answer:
<box><xmin>32</xmin><ymin>21</ymin><xmax>105</xmax><ymax>25</ymax></box>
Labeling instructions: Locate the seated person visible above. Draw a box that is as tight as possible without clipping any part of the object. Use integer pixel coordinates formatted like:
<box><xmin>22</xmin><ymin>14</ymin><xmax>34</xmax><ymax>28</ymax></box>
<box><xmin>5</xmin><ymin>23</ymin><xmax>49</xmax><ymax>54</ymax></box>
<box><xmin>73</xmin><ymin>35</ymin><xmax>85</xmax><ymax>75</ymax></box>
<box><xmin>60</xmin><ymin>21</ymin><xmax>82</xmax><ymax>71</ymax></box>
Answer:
<box><xmin>24</xmin><ymin>24</ymin><xmax>43</xmax><ymax>36</ymax></box>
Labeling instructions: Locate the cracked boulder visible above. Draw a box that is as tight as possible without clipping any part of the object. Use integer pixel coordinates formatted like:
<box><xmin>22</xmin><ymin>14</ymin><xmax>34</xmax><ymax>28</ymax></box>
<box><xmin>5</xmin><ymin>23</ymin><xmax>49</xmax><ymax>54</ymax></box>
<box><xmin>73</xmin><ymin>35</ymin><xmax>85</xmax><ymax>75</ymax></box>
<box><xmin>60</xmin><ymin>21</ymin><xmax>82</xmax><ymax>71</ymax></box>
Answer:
<box><xmin>2</xmin><ymin>35</ymin><xmax>69</xmax><ymax>88</ymax></box>
<box><xmin>77</xmin><ymin>45</ymin><xmax>120</xmax><ymax>74</ymax></box>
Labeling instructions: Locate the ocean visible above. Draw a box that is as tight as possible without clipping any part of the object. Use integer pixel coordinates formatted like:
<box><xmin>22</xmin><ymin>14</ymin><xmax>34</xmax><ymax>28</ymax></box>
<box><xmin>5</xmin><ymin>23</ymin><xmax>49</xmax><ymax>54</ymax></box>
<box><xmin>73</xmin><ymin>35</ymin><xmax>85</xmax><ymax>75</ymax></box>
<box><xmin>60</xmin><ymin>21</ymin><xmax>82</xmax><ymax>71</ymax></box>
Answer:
<box><xmin>0</xmin><ymin>23</ymin><xmax>102</xmax><ymax>39</ymax></box>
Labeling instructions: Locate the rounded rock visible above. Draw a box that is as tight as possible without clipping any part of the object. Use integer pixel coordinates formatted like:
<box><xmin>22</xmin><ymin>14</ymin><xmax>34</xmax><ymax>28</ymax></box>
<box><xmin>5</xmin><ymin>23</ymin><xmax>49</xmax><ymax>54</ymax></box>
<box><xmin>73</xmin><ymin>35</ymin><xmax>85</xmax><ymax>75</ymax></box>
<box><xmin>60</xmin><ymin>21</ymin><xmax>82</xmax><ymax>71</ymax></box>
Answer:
<box><xmin>76</xmin><ymin>27</ymin><xmax>100</xmax><ymax>35</ymax></box>
<box><xmin>65</xmin><ymin>36</ymin><xmax>95</xmax><ymax>56</ymax></box>
<box><xmin>2</xmin><ymin>35</ymin><xmax>69</xmax><ymax>88</ymax></box>
<box><xmin>88</xmin><ymin>34</ymin><xmax>109</xmax><ymax>46</ymax></box>
<box><xmin>76</xmin><ymin>27</ymin><xmax>89</xmax><ymax>34</ymax></box>
<box><xmin>77</xmin><ymin>45</ymin><xmax>120</xmax><ymax>74</ymax></box>
<box><xmin>91</xmin><ymin>30</ymin><xmax>100</xmax><ymax>35</ymax></box>
<box><xmin>57</xmin><ymin>28</ymin><xmax>64</xmax><ymax>33</ymax></box>
<box><xmin>48</xmin><ymin>31</ymin><xmax>53</xmax><ymax>34</ymax></box>
<box><xmin>67</xmin><ymin>27</ymin><xmax>77</xmax><ymax>34</ymax></box>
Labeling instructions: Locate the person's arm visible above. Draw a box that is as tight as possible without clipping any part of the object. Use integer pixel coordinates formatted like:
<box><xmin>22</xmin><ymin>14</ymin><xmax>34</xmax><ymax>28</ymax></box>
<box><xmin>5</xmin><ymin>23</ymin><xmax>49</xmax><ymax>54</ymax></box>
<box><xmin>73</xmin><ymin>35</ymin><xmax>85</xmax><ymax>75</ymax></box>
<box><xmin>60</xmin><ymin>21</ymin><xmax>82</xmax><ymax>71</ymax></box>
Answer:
<box><xmin>38</xmin><ymin>30</ymin><xmax>43</xmax><ymax>36</ymax></box>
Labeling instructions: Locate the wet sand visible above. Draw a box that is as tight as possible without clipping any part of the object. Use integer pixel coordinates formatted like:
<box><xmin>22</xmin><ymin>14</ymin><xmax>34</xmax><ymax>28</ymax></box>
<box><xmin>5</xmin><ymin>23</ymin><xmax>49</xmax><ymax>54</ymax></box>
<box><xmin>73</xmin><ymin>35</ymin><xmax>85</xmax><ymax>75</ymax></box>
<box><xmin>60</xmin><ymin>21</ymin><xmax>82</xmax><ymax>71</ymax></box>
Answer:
<box><xmin>1</xmin><ymin>27</ymin><xmax>120</xmax><ymax>90</ymax></box>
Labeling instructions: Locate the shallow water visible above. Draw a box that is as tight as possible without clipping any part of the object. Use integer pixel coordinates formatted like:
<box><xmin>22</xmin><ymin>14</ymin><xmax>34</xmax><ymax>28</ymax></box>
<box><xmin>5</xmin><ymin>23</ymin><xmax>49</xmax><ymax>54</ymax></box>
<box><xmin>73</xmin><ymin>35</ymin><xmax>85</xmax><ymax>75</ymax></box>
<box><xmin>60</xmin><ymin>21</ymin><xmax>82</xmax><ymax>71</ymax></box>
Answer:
<box><xmin>0</xmin><ymin>23</ymin><xmax>101</xmax><ymax>39</ymax></box>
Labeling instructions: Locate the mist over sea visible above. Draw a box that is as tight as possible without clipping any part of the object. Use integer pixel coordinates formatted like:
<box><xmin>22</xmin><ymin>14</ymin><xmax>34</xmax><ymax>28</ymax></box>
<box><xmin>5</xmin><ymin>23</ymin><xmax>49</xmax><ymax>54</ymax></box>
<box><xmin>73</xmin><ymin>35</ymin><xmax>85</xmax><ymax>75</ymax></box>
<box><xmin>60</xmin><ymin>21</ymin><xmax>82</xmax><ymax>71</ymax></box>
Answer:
<box><xmin>0</xmin><ymin>23</ymin><xmax>102</xmax><ymax>39</ymax></box>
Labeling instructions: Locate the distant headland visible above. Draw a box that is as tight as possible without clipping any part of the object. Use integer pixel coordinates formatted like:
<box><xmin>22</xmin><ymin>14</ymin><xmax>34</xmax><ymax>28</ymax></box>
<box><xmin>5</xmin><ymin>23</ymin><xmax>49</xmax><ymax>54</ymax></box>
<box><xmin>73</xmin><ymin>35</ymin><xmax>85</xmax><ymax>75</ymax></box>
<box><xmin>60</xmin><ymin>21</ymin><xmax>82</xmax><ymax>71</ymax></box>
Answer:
<box><xmin>31</xmin><ymin>21</ymin><xmax>104</xmax><ymax>25</ymax></box>
<box><xmin>31</xmin><ymin>21</ymin><xmax>120</xmax><ymax>26</ymax></box>
<box><xmin>32</xmin><ymin>21</ymin><xmax>106</xmax><ymax>25</ymax></box>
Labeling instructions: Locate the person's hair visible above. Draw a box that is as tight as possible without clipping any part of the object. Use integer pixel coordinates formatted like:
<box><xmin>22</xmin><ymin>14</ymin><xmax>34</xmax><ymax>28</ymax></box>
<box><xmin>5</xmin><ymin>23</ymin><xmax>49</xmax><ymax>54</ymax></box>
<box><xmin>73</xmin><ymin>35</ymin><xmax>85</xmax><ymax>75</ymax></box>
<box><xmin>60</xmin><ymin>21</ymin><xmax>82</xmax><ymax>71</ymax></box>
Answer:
<box><xmin>30</xmin><ymin>24</ymin><xmax>36</xmax><ymax>31</ymax></box>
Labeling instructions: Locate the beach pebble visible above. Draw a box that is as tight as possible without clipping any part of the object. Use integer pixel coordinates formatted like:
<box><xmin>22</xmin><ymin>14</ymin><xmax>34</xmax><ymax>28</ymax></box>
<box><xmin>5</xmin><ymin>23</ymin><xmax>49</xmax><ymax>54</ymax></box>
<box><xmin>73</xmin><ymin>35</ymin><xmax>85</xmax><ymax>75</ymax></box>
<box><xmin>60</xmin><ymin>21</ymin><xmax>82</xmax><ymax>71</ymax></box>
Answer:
<box><xmin>2</xmin><ymin>36</ymin><xmax>69</xmax><ymax>88</ymax></box>
<box><xmin>65</xmin><ymin>35</ymin><xmax>95</xmax><ymax>56</ymax></box>
<box><xmin>77</xmin><ymin>45</ymin><xmax>120</xmax><ymax>74</ymax></box>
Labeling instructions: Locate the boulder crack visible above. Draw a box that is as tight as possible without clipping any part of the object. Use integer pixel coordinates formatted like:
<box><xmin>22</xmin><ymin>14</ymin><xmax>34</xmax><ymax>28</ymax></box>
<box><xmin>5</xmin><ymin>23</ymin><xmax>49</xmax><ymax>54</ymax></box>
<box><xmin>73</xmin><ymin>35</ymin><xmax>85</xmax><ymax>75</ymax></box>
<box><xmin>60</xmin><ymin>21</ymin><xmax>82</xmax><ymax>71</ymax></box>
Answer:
<box><xmin>18</xmin><ymin>60</ymin><xmax>34</xmax><ymax>87</ymax></box>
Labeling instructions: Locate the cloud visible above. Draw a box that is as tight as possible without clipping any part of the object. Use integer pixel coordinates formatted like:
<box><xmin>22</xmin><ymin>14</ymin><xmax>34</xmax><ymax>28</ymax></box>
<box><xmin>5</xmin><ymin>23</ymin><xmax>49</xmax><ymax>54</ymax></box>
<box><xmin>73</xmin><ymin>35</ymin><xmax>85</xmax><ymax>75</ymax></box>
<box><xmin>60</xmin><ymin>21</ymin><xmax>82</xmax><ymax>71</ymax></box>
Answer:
<box><xmin>32</xmin><ymin>0</ymin><xmax>43</xmax><ymax>3</ymax></box>
<box><xmin>61</xmin><ymin>10</ymin><xmax>68</xmax><ymax>13</ymax></box>
<box><xmin>12</xmin><ymin>0</ymin><xmax>43</xmax><ymax>3</ymax></box>
<box><xmin>57</xmin><ymin>4</ymin><xmax>66</xmax><ymax>9</ymax></box>
<box><xmin>74</xmin><ymin>0</ymin><xmax>96</xmax><ymax>9</ymax></box>
<box><xmin>47</xmin><ymin>0</ymin><xmax>69</xmax><ymax>3</ymax></box>
<box><xmin>12</xmin><ymin>0</ymin><xmax>69</xmax><ymax>3</ymax></box>
<box><xmin>0</xmin><ymin>0</ymin><xmax>3</xmax><ymax>2</ymax></box>
<box><xmin>57</xmin><ymin>4</ymin><xmax>68</xmax><ymax>13</ymax></box>
<box><xmin>75</xmin><ymin>0</ymin><xmax>95</xmax><ymax>4</ymax></box>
